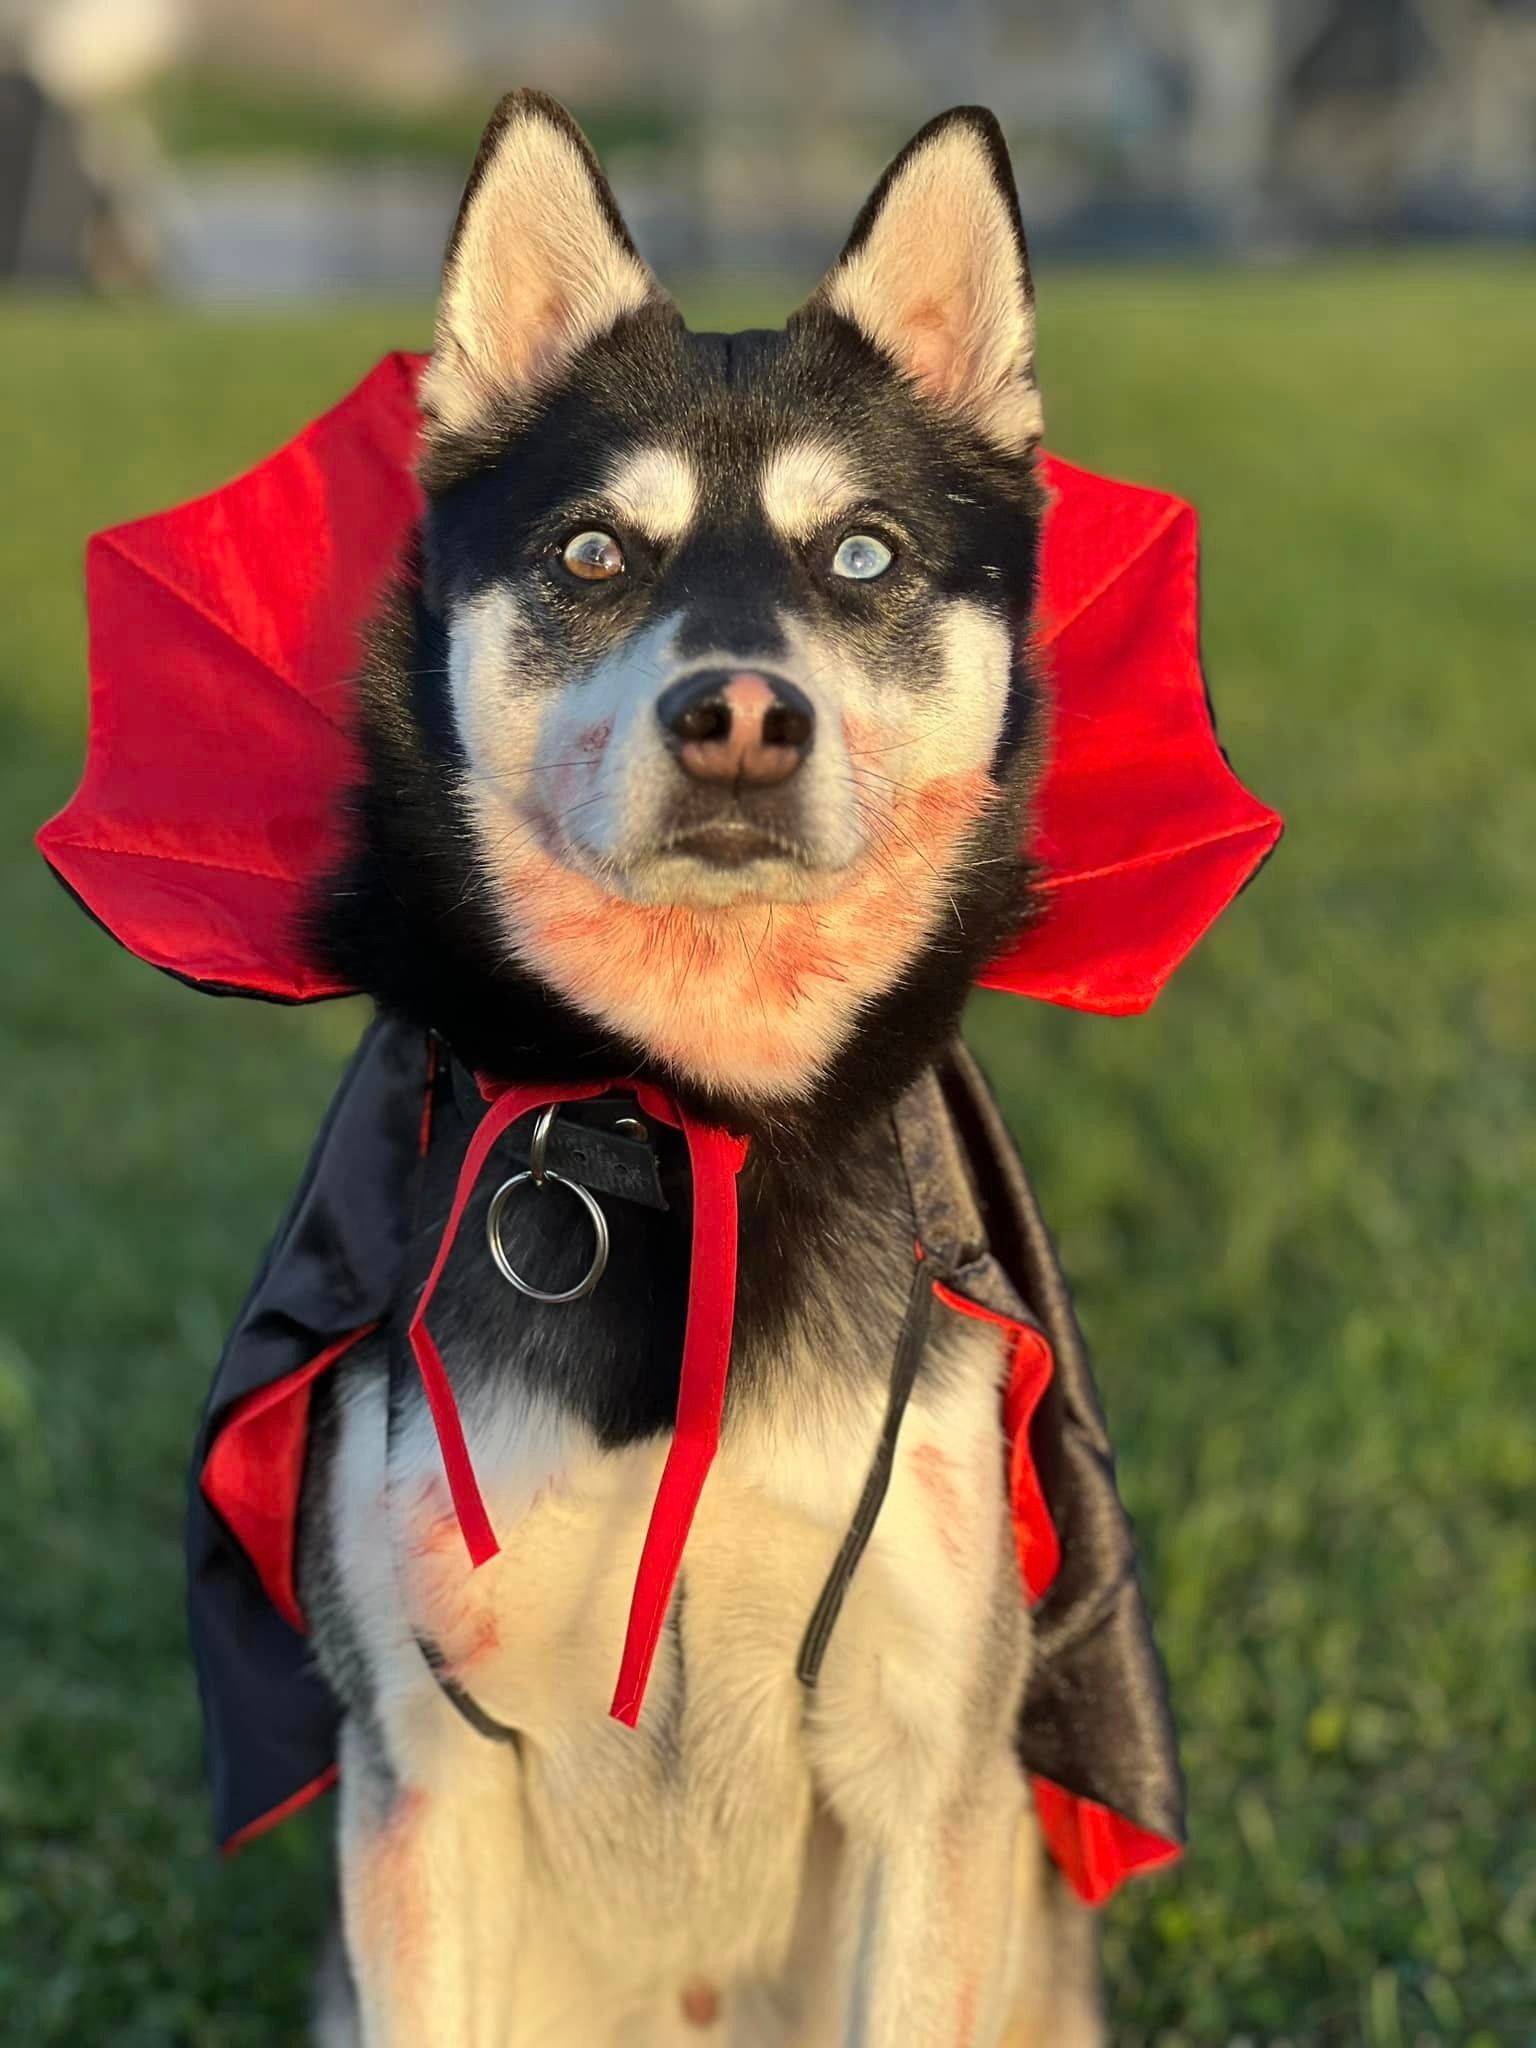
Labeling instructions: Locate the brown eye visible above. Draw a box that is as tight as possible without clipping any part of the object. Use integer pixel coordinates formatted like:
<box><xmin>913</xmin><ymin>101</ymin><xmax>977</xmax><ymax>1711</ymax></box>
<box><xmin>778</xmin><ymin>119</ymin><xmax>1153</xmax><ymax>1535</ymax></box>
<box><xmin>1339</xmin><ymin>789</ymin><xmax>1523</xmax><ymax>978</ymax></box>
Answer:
<box><xmin>561</xmin><ymin>529</ymin><xmax>625</xmax><ymax>581</ymax></box>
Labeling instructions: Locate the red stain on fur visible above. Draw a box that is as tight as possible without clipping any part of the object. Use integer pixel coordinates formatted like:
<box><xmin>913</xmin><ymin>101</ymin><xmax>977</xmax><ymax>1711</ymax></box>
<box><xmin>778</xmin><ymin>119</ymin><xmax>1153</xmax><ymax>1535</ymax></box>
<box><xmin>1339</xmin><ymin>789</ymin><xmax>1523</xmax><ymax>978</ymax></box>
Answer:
<box><xmin>574</xmin><ymin>718</ymin><xmax>612</xmax><ymax>756</ymax></box>
<box><xmin>680</xmin><ymin>1980</ymin><xmax>721</xmax><ymax>2027</ymax></box>
<box><xmin>409</xmin><ymin>1490</ymin><xmax>504</xmax><ymax>1668</ymax></box>
<box><xmin>452</xmin><ymin>1609</ymin><xmax>501</xmax><ymax>1669</ymax></box>
<box><xmin>493</xmin><ymin>756</ymin><xmax>998</xmax><ymax>1091</ymax></box>
<box><xmin>353</xmin><ymin>1788</ymin><xmax>429</xmax><ymax>1975</ymax></box>
<box><xmin>893</xmin><ymin>767</ymin><xmax>991</xmax><ymax>846</ymax></box>
<box><xmin>414</xmin><ymin>1509</ymin><xmax>461</xmax><ymax>1559</ymax></box>
<box><xmin>910</xmin><ymin>1442</ymin><xmax>967</xmax><ymax>1569</ymax></box>
<box><xmin>942</xmin><ymin>1817</ymin><xmax>983</xmax><ymax>2048</ymax></box>
<box><xmin>954</xmin><ymin>1977</ymin><xmax>978</xmax><ymax>2048</ymax></box>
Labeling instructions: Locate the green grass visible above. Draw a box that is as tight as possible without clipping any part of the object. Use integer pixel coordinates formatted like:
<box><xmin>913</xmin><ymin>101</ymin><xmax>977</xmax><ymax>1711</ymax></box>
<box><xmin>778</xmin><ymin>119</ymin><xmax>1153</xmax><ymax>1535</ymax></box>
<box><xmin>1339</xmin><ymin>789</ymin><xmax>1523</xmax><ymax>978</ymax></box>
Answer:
<box><xmin>144</xmin><ymin>74</ymin><xmax>680</xmax><ymax>168</ymax></box>
<box><xmin>1</xmin><ymin>261</ymin><xmax>1533</xmax><ymax>2045</ymax></box>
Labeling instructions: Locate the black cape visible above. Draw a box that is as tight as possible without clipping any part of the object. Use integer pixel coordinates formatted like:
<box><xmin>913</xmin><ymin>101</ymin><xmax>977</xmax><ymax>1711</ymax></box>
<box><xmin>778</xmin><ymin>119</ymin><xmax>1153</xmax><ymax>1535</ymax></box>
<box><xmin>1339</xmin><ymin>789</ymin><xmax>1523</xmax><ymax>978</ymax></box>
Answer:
<box><xmin>188</xmin><ymin>1016</ymin><xmax>1184</xmax><ymax>1901</ymax></box>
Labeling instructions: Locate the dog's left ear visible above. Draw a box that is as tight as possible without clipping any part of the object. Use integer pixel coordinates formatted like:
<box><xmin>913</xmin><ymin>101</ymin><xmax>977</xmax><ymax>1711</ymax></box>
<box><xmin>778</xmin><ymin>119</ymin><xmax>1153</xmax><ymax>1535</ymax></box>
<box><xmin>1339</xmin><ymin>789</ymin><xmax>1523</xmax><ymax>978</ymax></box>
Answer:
<box><xmin>422</xmin><ymin>89</ymin><xmax>674</xmax><ymax>436</ymax></box>
<box><xmin>803</xmin><ymin>107</ymin><xmax>1042</xmax><ymax>453</ymax></box>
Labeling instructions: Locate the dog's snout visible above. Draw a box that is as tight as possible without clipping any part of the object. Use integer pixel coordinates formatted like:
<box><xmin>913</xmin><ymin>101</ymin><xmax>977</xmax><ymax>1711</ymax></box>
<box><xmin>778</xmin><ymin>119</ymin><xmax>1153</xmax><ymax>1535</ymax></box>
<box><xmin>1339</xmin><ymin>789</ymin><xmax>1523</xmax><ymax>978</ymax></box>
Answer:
<box><xmin>657</xmin><ymin>670</ymin><xmax>814</xmax><ymax>786</ymax></box>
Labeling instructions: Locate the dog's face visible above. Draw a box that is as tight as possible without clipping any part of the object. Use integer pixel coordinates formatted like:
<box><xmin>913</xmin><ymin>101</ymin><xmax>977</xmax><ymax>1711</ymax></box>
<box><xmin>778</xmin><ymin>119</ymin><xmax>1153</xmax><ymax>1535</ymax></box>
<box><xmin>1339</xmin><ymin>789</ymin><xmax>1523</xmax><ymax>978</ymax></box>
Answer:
<box><xmin>414</xmin><ymin>94</ymin><xmax>1046</xmax><ymax>1100</ymax></box>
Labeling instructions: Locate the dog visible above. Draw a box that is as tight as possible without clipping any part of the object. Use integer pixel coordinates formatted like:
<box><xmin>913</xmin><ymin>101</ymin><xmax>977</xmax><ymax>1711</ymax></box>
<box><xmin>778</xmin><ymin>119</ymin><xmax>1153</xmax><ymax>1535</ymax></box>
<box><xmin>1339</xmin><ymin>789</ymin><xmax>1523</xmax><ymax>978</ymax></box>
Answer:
<box><xmin>295</xmin><ymin>89</ymin><xmax>1104</xmax><ymax>2045</ymax></box>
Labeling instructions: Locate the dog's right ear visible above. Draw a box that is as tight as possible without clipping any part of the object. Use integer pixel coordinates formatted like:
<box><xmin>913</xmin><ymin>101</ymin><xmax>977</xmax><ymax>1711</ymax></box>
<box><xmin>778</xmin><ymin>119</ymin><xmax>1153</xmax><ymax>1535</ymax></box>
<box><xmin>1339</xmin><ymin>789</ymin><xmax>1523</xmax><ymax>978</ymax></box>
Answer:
<box><xmin>421</xmin><ymin>90</ymin><xmax>671</xmax><ymax>436</ymax></box>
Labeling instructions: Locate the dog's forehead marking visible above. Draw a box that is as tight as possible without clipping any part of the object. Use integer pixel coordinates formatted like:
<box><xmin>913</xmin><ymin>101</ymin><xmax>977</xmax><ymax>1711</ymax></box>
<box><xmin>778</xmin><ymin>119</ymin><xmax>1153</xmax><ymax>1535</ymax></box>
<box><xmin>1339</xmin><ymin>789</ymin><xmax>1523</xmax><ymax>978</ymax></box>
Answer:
<box><xmin>602</xmin><ymin>445</ymin><xmax>699</xmax><ymax>541</ymax></box>
<box><xmin>759</xmin><ymin>438</ymin><xmax>864</xmax><ymax>542</ymax></box>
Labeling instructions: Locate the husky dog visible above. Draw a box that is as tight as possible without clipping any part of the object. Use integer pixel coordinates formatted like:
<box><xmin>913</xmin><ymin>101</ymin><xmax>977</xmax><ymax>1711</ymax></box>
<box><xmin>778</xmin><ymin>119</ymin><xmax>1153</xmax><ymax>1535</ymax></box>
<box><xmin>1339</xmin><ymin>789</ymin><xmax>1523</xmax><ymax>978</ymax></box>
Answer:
<box><xmin>298</xmin><ymin>91</ymin><xmax>1102</xmax><ymax>2045</ymax></box>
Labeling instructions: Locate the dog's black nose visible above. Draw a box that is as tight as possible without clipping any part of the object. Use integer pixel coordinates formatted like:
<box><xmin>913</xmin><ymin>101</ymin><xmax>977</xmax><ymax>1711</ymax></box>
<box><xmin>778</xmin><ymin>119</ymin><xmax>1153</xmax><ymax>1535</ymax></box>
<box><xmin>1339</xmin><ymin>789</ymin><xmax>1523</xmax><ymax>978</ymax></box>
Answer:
<box><xmin>657</xmin><ymin>670</ymin><xmax>814</xmax><ymax>786</ymax></box>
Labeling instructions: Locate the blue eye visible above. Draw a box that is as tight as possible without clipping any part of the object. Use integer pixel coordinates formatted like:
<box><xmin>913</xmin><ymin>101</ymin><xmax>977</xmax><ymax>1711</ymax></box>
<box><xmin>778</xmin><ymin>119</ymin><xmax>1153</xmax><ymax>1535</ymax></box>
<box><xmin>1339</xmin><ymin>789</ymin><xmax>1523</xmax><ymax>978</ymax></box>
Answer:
<box><xmin>831</xmin><ymin>533</ymin><xmax>893</xmax><ymax>581</ymax></box>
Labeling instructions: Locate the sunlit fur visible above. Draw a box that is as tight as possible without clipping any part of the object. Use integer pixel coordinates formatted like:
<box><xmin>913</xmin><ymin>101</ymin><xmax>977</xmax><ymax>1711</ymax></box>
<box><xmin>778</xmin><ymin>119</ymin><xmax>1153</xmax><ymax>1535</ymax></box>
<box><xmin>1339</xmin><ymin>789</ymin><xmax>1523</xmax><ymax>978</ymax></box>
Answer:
<box><xmin>816</xmin><ymin>119</ymin><xmax>1043</xmax><ymax>453</ymax></box>
<box><xmin>758</xmin><ymin>438</ymin><xmax>866</xmax><ymax>542</ymax></box>
<box><xmin>601</xmin><ymin>445</ymin><xmax>700</xmax><ymax>542</ymax></box>
<box><xmin>421</xmin><ymin>91</ymin><xmax>660</xmax><ymax>435</ymax></box>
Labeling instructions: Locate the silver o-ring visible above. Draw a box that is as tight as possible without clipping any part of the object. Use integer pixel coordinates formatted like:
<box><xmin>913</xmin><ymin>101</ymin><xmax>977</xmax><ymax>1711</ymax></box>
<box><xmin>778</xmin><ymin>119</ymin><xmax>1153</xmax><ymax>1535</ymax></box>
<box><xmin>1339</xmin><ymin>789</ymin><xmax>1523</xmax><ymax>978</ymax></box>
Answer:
<box><xmin>485</xmin><ymin>1169</ymin><xmax>610</xmax><ymax>1304</ymax></box>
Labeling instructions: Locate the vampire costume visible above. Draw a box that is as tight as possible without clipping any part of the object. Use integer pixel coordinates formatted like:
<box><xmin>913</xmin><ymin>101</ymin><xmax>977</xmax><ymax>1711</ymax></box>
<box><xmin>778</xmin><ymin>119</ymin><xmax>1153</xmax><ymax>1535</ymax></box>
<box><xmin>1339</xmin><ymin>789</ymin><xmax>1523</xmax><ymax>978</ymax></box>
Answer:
<box><xmin>37</xmin><ymin>352</ymin><xmax>1281</xmax><ymax>1906</ymax></box>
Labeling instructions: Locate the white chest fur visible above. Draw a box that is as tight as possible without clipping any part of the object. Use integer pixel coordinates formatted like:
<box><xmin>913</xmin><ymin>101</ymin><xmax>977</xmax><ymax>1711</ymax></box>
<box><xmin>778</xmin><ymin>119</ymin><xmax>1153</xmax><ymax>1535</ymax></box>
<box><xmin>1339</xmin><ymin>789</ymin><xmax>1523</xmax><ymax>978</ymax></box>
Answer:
<box><xmin>325</xmin><ymin>1303</ymin><xmax>1029</xmax><ymax>2031</ymax></box>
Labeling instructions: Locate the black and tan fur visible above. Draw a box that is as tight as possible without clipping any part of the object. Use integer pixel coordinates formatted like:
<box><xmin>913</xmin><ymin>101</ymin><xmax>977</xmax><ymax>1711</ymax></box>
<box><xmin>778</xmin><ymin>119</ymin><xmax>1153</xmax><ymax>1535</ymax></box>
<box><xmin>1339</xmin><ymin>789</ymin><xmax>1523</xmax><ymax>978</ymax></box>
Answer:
<box><xmin>297</xmin><ymin>91</ymin><xmax>1102</xmax><ymax>2046</ymax></box>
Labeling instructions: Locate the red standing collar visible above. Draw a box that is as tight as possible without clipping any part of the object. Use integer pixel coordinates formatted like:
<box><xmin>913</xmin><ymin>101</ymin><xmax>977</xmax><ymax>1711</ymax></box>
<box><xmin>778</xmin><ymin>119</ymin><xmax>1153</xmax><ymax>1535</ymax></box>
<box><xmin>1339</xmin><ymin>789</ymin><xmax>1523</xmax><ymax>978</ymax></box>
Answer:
<box><xmin>36</xmin><ymin>349</ymin><xmax>1281</xmax><ymax>1014</ymax></box>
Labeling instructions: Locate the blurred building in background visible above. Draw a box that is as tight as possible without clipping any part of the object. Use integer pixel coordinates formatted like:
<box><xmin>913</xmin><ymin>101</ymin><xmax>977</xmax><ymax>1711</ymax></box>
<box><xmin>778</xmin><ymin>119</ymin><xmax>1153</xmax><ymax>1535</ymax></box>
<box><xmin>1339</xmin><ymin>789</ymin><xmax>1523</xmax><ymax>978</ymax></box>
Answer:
<box><xmin>3</xmin><ymin>0</ymin><xmax>1534</xmax><ymax>294</ymax></box>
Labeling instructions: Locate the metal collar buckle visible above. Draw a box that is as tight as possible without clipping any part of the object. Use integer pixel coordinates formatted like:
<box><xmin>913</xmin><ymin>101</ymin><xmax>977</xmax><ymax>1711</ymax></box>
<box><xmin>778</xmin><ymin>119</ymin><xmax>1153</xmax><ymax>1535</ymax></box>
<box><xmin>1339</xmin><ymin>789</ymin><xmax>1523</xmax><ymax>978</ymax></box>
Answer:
<box><xmin>485</xmin><ymin>1105</ymin><xmax>610</xmax><ymax>1304</ymax></box>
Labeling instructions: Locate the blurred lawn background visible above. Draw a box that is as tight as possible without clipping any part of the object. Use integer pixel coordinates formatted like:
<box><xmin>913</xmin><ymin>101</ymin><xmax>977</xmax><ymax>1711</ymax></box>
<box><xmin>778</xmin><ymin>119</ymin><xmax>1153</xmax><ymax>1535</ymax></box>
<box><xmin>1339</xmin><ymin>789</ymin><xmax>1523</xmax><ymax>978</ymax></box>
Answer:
<box><xmin>1</xmin><ymin>260</ymin><xmax>1533</xmax><ymax>2046</ymax></box>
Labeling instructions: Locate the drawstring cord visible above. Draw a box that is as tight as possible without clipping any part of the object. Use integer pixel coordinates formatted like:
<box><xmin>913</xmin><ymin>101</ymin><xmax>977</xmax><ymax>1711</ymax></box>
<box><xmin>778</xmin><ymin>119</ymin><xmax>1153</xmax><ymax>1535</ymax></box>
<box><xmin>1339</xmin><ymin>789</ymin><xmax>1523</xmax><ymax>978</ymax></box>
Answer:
<box><xmin>408</xmin><ymin>1076</ymin><xmax>747</xmax><ymax>1729</ymax></box>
